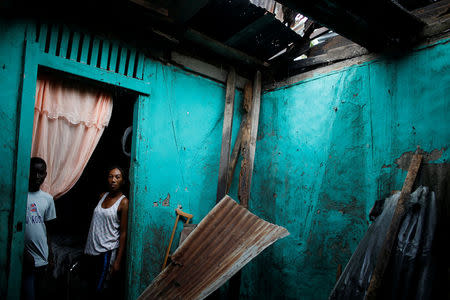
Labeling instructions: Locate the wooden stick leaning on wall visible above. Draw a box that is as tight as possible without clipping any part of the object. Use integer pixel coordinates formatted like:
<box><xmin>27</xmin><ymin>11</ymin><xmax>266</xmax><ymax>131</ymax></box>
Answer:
<box><xmin>216</xmin><ymin>67</ymin><xmax>236</xmax><ymax>203</ymax></box>
<box><xmin>365</xmin><ymin>150</ymin><xmax>423</xmax><ymax>300</ymax></box>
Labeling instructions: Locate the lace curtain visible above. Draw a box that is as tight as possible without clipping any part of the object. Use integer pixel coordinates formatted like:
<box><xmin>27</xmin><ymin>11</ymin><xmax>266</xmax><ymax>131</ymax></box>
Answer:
<box><xmin>31</xmin><ymin>77</ymin><xmax>113</xmax><ymax>199</ymax></box>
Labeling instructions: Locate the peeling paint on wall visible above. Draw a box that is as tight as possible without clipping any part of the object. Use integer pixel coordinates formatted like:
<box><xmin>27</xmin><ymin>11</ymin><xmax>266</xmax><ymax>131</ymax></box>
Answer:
<box><xmin>245</xmin><ymin>38</ymin><xmax>450</xmax><ymax>300</ymax></box>
<box><xmin>394</xmin><ymin>147</ymin><xmax>446</xmax><ymax>170</ymax></box>
<box><xmin>162</xmin><ymin>193</ymin><xmax>170</xmax><ymax>206</ymax></box>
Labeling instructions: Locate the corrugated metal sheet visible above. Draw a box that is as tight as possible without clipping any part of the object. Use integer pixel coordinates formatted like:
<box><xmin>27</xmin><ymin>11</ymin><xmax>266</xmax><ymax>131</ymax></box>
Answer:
<box><xmin>138</xmin><ymin>195</ymin><xmax>289</xmax><ymax>300</ymax></box>
<box><xmin>250</xmin><ymin>0</ymin><xmax>277</xmax><ymax>12</ymax></box>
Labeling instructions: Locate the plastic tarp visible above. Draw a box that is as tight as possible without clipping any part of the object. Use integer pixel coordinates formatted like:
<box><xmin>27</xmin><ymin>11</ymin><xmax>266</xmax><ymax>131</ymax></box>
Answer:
<box><xmin>329</xmin><ymin>186</ymin><xmax>438</xmax><ymax>300</ymax></box>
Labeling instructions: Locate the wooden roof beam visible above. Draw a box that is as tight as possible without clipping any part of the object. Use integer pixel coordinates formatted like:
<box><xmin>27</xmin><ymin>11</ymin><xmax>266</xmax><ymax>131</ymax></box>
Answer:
<box><xmin>225</xmin><ymin>12</ymin><xmax>275</xmax><ymax>47</ymax></box>
<box><xmin>169</xmin><ymin>0</ymin><xmax>210</xmax><ymax>24</ymax></box>
<box><xmin>184</xmin><ymin>29</ymin><xmax>269</xmax><ymax>69</ymax></box>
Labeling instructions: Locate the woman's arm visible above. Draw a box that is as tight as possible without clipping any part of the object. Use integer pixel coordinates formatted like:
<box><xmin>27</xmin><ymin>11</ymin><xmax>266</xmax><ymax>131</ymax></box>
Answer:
<box><xmin>111</xmin><ymin>197</ymin><xmax>129</xmax><ymax>274</ymax></box>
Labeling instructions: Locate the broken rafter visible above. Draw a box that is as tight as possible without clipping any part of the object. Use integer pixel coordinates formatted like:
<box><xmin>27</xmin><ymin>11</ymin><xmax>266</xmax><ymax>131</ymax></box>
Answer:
<box><xmin>309</xmin><ymin>26</ymin><xmax>329</xmax><ymax>39</ymax></box>
<box><xmin>414</xmin><ymin>0</ymin><xmax>450</xmax><ymax>39</ymax></box>
<box><xmin>307</xmin><ymin>35</ymin><xmax>357</xmax><ymax>57</ymax></box>
<box><xmin>276</xmin><ymin>0</ymin><xmax>425</xmax><ymax>51</ymax></box>
<box><xmin>269</xmin><ymin>19</ymin><xmax>316</xmax><ymax>70</ymax></box>
<box><xmin>289</xmin><ymin>41</ymin><xmax>368</xmax><ymax>71</ymax></box>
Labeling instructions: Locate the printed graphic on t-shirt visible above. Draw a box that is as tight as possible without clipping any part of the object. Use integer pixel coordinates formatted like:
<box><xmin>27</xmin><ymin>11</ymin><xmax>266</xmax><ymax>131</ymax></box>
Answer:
<box><xmin>27</xmin><ymin>202</ymin><xmax>44</xmax><ymax>224</ymax></box>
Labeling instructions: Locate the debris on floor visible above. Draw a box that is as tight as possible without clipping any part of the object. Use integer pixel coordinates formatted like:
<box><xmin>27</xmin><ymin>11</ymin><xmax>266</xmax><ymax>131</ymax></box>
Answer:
<box><xmin>138</xmin><ymin>195</ymin><xmax>289</xmax><ymax>300</ymax></box>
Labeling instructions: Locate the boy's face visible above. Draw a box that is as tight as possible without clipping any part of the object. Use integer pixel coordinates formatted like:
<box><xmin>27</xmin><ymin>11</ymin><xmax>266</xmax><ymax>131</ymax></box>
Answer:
<box><xmin>29</xmin><ymin>162</ymin><xmax>47</xmax><ymax>192</ymax></box>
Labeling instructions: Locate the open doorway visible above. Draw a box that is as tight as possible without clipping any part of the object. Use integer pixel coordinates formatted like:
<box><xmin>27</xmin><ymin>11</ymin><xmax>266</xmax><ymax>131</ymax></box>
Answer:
<box><xmin>28</xmin><ymin>69</ymin><xmax>136</xmax><ymax>299</ymax></box>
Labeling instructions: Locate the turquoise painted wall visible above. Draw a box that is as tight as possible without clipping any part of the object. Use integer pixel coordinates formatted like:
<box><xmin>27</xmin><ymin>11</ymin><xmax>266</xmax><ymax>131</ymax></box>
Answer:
<box><xmin>127</xmin><ymin>60</ymin><xmax>244</xmax><ymax>299</ymax></box>
<box><xmin>0</xmin><ymin>20</ymin><xmax>27</xmax><ymax>299</ymax></box>
<box><xmin>240</xmin><ymin>40</ymin><xmax>450</xmax><ymax>299</ymax></box>
<box><xmin>0</xmin><ymin>18</ymin><xmax>244</xmax><ymax>299</ymax></box>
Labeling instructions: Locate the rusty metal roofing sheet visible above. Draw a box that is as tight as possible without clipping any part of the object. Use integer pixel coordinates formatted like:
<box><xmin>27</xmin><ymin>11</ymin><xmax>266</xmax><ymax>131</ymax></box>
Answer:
<box><xmin>250</xmin><ymin>0</ymin><xmax>277</xmax><ymax>13</ymax></box>
<box><xmin>138</xmin><ymin>195</ymin><xmax>289</xmax><ymax>300</ymax></box>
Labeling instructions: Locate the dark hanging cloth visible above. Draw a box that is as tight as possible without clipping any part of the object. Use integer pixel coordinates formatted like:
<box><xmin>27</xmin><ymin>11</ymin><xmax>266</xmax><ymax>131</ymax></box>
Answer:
<box><xmin>329</xmin><ymin>186</ymin><xmax>439</xmax><ymax>300</ymax></box>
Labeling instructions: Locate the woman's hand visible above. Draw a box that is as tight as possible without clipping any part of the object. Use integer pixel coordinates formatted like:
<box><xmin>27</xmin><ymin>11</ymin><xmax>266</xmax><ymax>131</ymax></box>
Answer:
<box><xmin>110</xmin><ymin>260</ymin><xmax>121</xmax><ymax>276</ymax></box>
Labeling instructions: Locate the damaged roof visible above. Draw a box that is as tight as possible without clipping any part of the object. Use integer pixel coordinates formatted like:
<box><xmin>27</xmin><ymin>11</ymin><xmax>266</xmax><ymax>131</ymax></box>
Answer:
<box><xmin>187</xmin><ymin>0</ymin><xmax>300</xmax><ymax>61</ymax></box>
<box><xmin>8</xmin><ymin>0</ymin><xmax>450</xmax><ymax>81</ymax></box>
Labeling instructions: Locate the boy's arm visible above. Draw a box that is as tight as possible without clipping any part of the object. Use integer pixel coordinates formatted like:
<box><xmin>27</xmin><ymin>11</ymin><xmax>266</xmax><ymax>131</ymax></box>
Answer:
<box><xmin>44</xmin><ymin>196</ymin><xmax>57</xmax><ymax>268</ymax></box>
<box><xmin>23</xmin><ymin>249</ymin><xmax>35</xmax><ymax>271</ymax></box>
<box><xmin>45</xmin><ymin>219</ymin><xmax>57</xmax><ymax>268</ymax></box>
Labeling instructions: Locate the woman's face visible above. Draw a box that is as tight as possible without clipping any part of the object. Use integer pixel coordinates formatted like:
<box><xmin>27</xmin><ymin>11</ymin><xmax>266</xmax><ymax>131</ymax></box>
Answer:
<box><xmin>108</xmin><ymin>168</ymin><xmax>124</xmax><ymax>192</ymax></box>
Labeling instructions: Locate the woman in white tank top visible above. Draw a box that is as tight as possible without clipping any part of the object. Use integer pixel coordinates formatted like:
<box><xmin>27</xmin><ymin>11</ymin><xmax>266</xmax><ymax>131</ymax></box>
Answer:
<box><xmin>84</xmin><ymin>166</ymin><xmax>129</xmax><ymax>296</ymax></box>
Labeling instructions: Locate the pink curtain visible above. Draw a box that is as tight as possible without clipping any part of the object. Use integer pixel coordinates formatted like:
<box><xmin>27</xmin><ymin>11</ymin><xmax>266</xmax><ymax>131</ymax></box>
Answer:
<box><xmin>31</xmin><ymin>77</ymin><xmax>113</xmax><ymax>199</ymax></box>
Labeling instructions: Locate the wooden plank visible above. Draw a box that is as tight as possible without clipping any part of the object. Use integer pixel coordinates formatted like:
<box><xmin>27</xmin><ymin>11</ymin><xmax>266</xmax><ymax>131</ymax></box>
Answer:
<box><xmin>69</xmin><ymin>31</ymin><xmax>80</xmax><ymax>61</ymax></box>
<box><xmin>59</xmin><ymin>25</ymin><xmax>70</xmax><ymax>58</ymax></box>
<box><xmin>135</xmin><ymin>52</ymin><xmax>145</xmax><ymax>79</ymax></box>
<box><xmin>243</xmin><ymin>81</ymin><xmax>253</xmax><ymax>113</ymax></box>
<box><xmin>126</xmin><ymin>94</ymin><xmax>147</xmax><ymax>300</ymax></box>
<box><xmin>118</xmin><ymin>47</ymin><xmax>128</xmax><ymax>75</ymax></box>
<box><xmin>225</xmin><ymin>13</ymin><xmax>274</xmax><ymax>47</ymax></box>
<box><xmin>170</xmin><ymin>52</ymin><xmax>249</xmax><ymax>90</ymax></box>
<box><xmin>90</xmin><ymin>37</ymin><xmax>100</xmax><ymax>67</ymax></box>
<box><xmin>109</xmin><ymin>42</ymin><xmax>119</xmax><ymax>72</ymax></box>
<box><xmin>127</xmin><ymin>49</ymin><xmax>136</xmax><ymax>77</ymax></box>
<box><xmin>270</xmin><ymin>20</ymin><xmax>315</xmax><ymax>66</ymax></box>
<box><xmin>100</xmin><ymin>39</ymin><xmax>110</xmax><ymax>69</ymax></box>
<box><xmin>216</xmin><ymin>67</ymin><xmax>236</xmax><ymax>203</ymax></box>
<box><xmin>310</xmin><ymin>27</ymin><xmax>329</xmax><ymax>39</ymax></box>
<box><xmin>38</xmin><ymin>52</ymin><xmax>151</xmax><ymax>95</ymax></box>
<box><xmin>79</xmin><ymin>33</ymin><xmax>90</xmax><ymax>64</ymax></box>
<box><xmin>289</xmin><ymin>43</ymin><xmax>369</xmax><ymax>71</ymax></box>
<box><xmin>48</xmin><ymin>24</ymin><xmax>59</xmax><ymax>56</ymax></box>
<box><xmin>413</xmin><ymin>0</ymin><xmax>450</xmax><ymax>21</ymax></box>
<box><xmin>184</xmin><ymin>29</ymin><xmax>268</xmax><ymax>68</ymax></box>
<box><xmin>238</xmin><ymin>71</ymin><xmax>261</xmax><ymax>208</ymax></box>
<box><xmin>227</xmin><ymin>82</ymin><xmax>252</xmax><ymax>195</ymax></box>
<box><xmin>421</xmin><ymin>14</ymin><xmax>450</xmax><ymax>38</ymax></box>
<box><xmin>169</xmin><ymin>0</ymin><xmax>209</xmax><ymax>23</ymax></box>
<box><xmin>38</xmin><ymin>23</ymin><xmax>48</xmax><ymax>52</ymax></box>
<box><xmin>226</xmin><ymin>115</ymin><xmax>247</xmax><ymax>194</ymax></box>
<box><xmin>6</xmin><ymin>37</ymin><xmax>39</xmax><ymax>300</ymax></box>
<box><xmin>226</xmin><ymin>82</ymin><xmax>251</xmax><ymax>300</ymax></box>
<box><xmin>129</xmin><ymin>0</ymin><xmax>169</xmax><ymax>16</ymax></box>
<box><xmin>263</xmin><ymin>52</ymin><xmax>377</xmax><ymax>91</ymax></box>
<box><xmin>308</xmin><ymin>35</ymin><xmax>356</xmax><ymax>57</ymax></box>
<box><xmin>365</xmin><ymin>152</ymin><xmax>422</xmax><ymax>300</ymax></box>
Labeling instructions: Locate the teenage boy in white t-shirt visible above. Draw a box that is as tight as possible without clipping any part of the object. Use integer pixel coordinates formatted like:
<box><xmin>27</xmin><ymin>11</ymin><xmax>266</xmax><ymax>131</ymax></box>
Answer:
<box><xmin>22</xmin><ymin>157</ymin><xmax>56</xmax><ymax>300</ymax></box>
